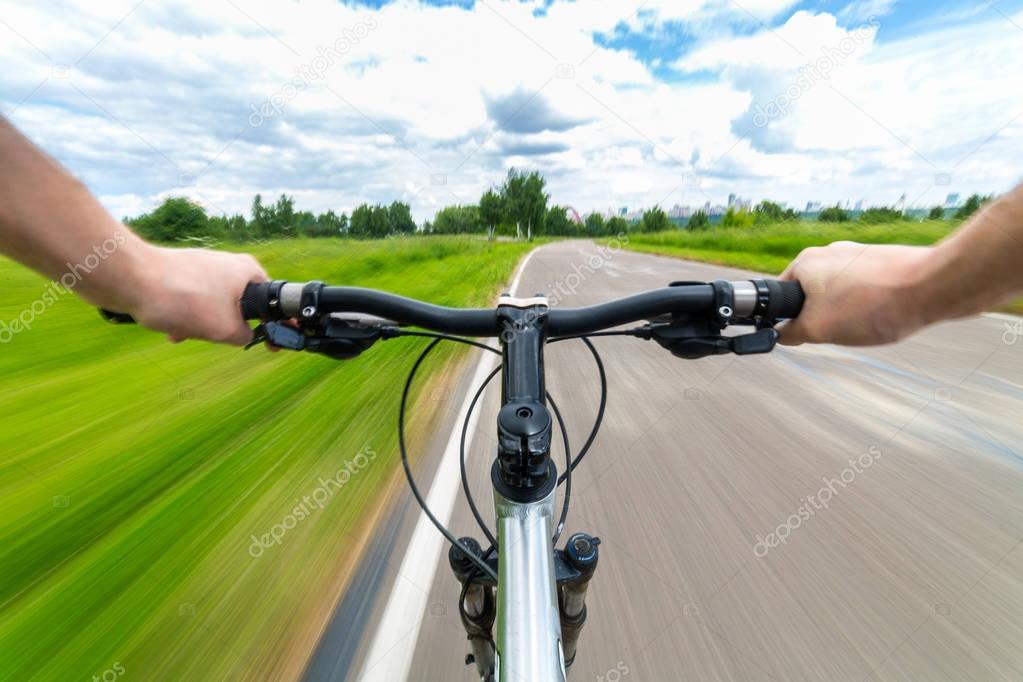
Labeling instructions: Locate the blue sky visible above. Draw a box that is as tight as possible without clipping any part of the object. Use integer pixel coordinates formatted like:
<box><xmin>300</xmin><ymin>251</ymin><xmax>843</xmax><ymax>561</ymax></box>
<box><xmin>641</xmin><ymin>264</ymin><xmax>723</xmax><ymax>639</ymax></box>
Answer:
<box><xmin>2</xmin><ymin>0</ymin><xmax>1022</xmax><ymax>220</ymax></box>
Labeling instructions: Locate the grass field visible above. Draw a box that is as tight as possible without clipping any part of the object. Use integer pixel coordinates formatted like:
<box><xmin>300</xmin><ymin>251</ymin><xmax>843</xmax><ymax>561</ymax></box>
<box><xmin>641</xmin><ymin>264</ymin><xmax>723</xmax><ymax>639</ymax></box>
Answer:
<box><xmin>0</xmin><ymin>237</ymin><xmax>530</xmax><ymax>681</ymax></box>
<box><xmin>621</xmin><ymin>221</ymin><xmax>1023</xmax><ymax>314</ymax></box>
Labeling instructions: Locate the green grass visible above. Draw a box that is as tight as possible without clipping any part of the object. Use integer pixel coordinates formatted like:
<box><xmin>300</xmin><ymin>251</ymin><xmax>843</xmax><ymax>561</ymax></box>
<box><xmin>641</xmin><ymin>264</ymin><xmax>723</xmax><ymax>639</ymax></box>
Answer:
<box><xmin>0</xmin><ymin>236</ymin><xmax>531</xmax><ymax>682</ymax></box>
<box><xmin>621</xmin><ymin>221</ymin><xmax>1023</xmax><ymax>314</ymax></box>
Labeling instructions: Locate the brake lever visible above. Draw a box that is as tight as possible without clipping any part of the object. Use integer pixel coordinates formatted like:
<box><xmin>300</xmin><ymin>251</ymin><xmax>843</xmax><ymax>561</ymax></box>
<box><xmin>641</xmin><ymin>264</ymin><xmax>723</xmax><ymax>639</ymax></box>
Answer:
<box><xmin>246</xmin><ymin>322</ymin><xmax>307</xmax><ymax>351</ymax></box>
<box><xmin>649</xmin><ymin>322</ymin><xmax>779</xmax><ymax>358</ymax></box>
<box><xmin>247</xmin><ymin>320</ymin><xmax>384</xmax><ymax>360</ymax></box>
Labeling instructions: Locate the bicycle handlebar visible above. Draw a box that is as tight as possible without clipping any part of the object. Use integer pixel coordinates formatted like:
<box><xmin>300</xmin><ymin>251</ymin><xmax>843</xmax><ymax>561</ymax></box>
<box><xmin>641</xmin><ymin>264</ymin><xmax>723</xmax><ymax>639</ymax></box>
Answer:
<box><xmin>239</xmin><ymin>279</ymin><xmax>804</xmax><ymax>337</ymax></box>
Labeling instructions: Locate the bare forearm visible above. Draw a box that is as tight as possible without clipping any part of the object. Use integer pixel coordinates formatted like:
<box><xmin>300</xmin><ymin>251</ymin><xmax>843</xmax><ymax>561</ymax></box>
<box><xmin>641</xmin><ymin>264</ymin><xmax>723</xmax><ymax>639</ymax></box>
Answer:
<box><xmin>780</xmin><ymin>184</ymin><xmax>1023</xmax><ymax>346</ymax></box>
<box><xmin>0</xmin><ymin>116</ymin><xmax>151</xmax><ymax>311</ymax></box>
<box><xmin>913</xmin><ymin>185</ymin><xmax>1023</xmax><ymax>323</ymax></box>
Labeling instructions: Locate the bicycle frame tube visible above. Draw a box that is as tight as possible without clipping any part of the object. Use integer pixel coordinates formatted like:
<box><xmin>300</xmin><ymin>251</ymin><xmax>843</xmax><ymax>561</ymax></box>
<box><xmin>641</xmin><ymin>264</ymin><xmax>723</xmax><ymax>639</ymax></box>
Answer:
<box><xmin>493</xmin><ymin>487</ymin><xmax>566</xmax><ymax>681</ymax></box>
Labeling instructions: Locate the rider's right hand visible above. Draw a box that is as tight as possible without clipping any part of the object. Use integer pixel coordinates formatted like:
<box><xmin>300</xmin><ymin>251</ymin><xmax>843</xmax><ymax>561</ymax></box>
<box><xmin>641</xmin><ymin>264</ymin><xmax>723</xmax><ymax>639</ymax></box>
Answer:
<box><xmin>777</xmin><ymin>241</ymin><xmax>935</xmax><ymax>346</ymax></box>
<box><xmin>116</xmin><ymin>244</ymin><xmax>268</xmax><ymax>345</ymax></box>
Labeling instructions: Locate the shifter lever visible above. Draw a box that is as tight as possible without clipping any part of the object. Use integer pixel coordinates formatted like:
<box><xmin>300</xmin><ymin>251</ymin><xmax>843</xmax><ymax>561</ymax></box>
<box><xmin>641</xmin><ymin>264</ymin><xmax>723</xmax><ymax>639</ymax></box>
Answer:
<box><xmin>730</xmin><ymin>328</ymin><xmax>778</xmax><ymax>355</ymax></box>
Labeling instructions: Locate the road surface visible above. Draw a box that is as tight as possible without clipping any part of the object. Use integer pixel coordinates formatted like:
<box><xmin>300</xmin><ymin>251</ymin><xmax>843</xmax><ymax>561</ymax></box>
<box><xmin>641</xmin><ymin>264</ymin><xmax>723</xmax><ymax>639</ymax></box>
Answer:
<box><xmin>305</xmin><ymin>240</ymin><xmax>1023</xmax><ymax>682</ymax></box>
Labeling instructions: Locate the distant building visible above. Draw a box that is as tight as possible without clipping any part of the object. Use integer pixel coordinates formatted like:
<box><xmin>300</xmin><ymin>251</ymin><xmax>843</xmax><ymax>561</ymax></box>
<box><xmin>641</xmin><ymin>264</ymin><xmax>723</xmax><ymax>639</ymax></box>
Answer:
<box><xmin>668</xmin><ymin>204</ymin><xmax>691</xmax><ymax>219</ymax></box>
<box><xmin>806</xmin><ymin>201</ymin><xmax>822</xmax><ymax>213</ymax></box>
<box><xmin>854</xmin><ymin>199</ymin><xmax>864</xmax><ymax>211</ymax></box>
<box><xmin>945</xmin><ymin>193</ymin><xmax>960</xmax><ymax>208</ymax></box>
<box><xmin>726</xmin><ymin>193</ymin><xmax>752</xmax><ymax>211</ymax></box>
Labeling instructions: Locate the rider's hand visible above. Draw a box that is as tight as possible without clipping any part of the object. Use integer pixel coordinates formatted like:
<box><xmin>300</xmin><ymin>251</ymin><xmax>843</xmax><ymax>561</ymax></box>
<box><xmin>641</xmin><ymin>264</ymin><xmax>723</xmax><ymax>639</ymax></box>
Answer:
<box><xmin>777</xmin><ymin>241</ymin><xmax>936</xmax><ymax>346</ymax></box>
<box><xmin>125</xmin><ymin>245</ymin><xmax>268</xmax><ymax>345</ymax></box>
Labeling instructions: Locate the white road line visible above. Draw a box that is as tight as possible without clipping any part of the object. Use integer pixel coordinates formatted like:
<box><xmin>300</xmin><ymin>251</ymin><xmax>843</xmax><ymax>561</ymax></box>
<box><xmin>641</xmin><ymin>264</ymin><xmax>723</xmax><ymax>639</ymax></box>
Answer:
<box><xmin>356</xmin><ymin>247</ymin><xmax>538</xmax><ymax>682</ymax></box>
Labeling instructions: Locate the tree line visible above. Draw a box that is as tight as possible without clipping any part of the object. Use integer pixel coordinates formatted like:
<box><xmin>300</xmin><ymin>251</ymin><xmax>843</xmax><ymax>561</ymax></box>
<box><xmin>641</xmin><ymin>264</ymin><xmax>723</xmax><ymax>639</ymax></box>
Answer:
<box><xmin>124</xmin><ymin>173</ymin><xmax>993</xmax><ymax>244</ymax></box>
<box><xmin>126</xmin><ymin>193</ymin><xmax>416</xmax><ymax>243</ymax></box>
<box><xmin>427</xmin><ymin>169</ymin><xmax>674</xmax><ymax>237</ymax></box>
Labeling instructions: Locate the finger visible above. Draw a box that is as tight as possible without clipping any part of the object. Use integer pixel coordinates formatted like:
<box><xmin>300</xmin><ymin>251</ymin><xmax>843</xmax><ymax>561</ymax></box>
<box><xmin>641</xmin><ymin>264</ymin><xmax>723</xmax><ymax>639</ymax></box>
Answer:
<box><xmin>779</xmin><ymin>253</ymin><xmax>804</xmax><ymax>281</ymax></box>
<box><xmin>776</xmin><ymin>319</ymin><xmax>806</xmax><ymax>346</ymax></box>
<box><xmin>240</xmin><ymin>253</ymin><xmax>269</xmax><ymax>282</ymax></box>
<box><xmin>226</xmin><ymin>322</ymin><xmax>256</xmax><ymax>347</ymax></box>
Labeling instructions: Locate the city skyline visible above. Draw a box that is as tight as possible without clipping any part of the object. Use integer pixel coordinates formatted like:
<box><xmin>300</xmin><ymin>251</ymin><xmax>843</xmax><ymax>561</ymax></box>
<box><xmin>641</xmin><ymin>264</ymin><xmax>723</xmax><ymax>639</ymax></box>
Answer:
<box><xmin>602</xmin><ymin>191</ymin><xmax>970</xmax><ymax>221</ymax></box>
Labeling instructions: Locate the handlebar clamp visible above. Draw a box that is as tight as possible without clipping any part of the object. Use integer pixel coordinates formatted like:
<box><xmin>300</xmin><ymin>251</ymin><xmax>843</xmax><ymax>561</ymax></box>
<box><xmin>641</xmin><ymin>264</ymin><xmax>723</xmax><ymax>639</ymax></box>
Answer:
<box><xmin>299</xmin><ymin>281</ymin><xmax>325</xmax><ymax>323</ymax></box>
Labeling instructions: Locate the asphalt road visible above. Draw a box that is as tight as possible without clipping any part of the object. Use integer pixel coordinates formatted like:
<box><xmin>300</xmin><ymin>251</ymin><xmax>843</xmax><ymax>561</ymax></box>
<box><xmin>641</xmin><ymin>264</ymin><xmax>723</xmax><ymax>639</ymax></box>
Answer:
<box><xmin>306</xmin><ymin>240</ymin><xmax>1023</xmax><ymax>682</ymax></box>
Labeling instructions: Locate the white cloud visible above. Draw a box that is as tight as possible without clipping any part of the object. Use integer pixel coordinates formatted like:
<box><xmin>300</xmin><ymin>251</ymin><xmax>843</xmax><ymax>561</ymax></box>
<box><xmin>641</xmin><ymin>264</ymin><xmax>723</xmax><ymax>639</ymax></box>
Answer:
<box><xmin>1</xmin><ymin>0</ymin><xmax>1021</xmax><ymax>221</ymax></box>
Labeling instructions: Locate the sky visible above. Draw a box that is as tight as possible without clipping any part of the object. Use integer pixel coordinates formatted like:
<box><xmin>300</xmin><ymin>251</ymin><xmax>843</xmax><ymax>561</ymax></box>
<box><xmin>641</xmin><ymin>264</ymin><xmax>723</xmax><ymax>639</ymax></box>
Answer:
<box><xmin>3</xmin><ymin>0</ymin><xmax>1023</xmax><ymax>221</ymax></box>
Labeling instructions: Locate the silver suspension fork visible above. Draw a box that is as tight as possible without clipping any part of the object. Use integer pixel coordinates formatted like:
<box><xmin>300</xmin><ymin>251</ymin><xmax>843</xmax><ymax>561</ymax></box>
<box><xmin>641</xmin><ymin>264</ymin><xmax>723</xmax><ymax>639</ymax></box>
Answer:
<box><xmin>494</xmin><ymin>485</ymin><xmax>567</xmax><ymax>682</ymax></box>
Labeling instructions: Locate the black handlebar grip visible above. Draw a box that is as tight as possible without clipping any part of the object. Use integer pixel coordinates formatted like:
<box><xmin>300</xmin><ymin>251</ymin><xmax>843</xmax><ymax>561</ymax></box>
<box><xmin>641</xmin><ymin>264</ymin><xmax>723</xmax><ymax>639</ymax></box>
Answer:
<box><xmin>764</xmin><ymin>280</ymin><xmax>805</xmax><ymax>319</ymax></box>
<box><xmin>240</xmin><ymin>282</ymin><xmax>271</xmax><ymax>320</ymax></box>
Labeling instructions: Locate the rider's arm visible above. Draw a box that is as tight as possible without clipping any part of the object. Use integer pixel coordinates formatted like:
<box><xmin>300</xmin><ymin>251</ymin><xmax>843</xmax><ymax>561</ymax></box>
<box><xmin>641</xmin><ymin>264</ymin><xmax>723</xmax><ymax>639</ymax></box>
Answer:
<box><xmin>779</xmin><ymin>184</ymin><xmax>1023</xmax><ymax>346</ymax></box>
<box><xmin>0</xmin><ymin>116</ymin><xmax>265</xmax><ymax>345</ymax></box>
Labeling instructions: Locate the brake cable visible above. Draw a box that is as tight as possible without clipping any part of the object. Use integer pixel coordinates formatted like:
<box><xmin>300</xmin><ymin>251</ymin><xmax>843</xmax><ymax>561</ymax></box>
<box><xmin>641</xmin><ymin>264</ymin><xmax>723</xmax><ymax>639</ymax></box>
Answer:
<box><xmin>398</xmin><ymin>337</ymin><xmax>498</xmax><ymax>582</ymax></box>
<box><xmin>393</xmin><ymin>330</ymin><xmax>608</xmax><ymax>578</ymax></box>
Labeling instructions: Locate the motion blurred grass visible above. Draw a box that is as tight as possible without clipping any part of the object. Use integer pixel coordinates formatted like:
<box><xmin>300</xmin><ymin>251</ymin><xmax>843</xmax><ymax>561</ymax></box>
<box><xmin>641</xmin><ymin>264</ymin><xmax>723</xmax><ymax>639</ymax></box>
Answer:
<box><xmin>0</xmin><ymin>237</ymin><xmax>530</xmax><ymax>681</ymax></box>
<box><xmin>621</xmin><ymin>221</ymin><xmax>1023</xmax><ymax>314</ymax></box>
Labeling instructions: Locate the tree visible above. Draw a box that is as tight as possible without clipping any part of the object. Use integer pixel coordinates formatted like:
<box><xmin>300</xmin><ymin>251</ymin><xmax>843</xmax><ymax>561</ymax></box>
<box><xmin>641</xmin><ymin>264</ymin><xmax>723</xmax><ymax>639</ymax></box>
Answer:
<box><xmin>502</xmin><ymin>169</ymin><xmax>528</xmax><ymax>239</ymax></box>
<box><xmin>206</xmin><ymin>213</ymin><xmax>248</xmax><ymax>241</ymax></box>
<box><xmin>264</xmin><ymin>194</ymin><xmax>296</xmax><ymax>237</ymax></box>
<box><xmin>583</xmin><ymin>212</ymin><xmax>606</xmax><ymax>236</ymax></box>
<box><xmin>250</xmin><ymin>194</ymin><xmax>268</xmax><ymax>237</ymax></box>
<box><xmin>249</xmin><ymin>193</ymin><xmax>297</xmax><ymax>238</ymax></box>
<box><xmin>928</xmin><ymin>206</ymin><xmax>945</xmax><ymax>220</ymax></box>
<box><xmin>313</xmin><ymin>210</ymin><xmax>347</xmax><ymax>237</ymax></box>
<box><xmin>126</xmin><ymin>197</ymin><xmax>209</xmax><ymax>242</ymax></box>
<box><xmin>431</xmin><ymin>205</ymin><xmax>480</xmax><ymax>234</ymax></box>
<box><xmin>479</xmin><ymin>189</ymin><xmax>504</xmax><ymax>240</ymax></box>
<box><xmin>606</xmin><ymin>216</ymin><xmax>629</xmax><ymax>236</ymax></box>
<box><xmin>954</xmin><ymin>194</ymin><xmax>990</xmax><ymax>220</ymax></box>
<box><xmin>500</xmin><ymin>169</ymin><xmax>547</xmax><ymax>239</ymax></box>
<box><xmin>350</xmin><ymin>204</ymin><xmax>392</xmax><ymax>238</ymax></box>
<box><xmin>818</xmin><ymin>204</ymin><xmax>850</xmax><ymax>223</ymax></box>
<box><xmin>859</xmin><ymin>206</ymin><xmax>907</xmax><ymax>223</ymax></box>
<box><xmin>754</xmin><ymin>200</ymin><xmax>797</xmax><ymax>224</ymax></box>
<box><xmin>544</xmin><ymin>205</ymin><xmax>573</xmax><ymax>236</ymax></box>
<box><xmin>387</xmin><ymin>201</ymin><xmax>417</xmax><ymax>234</ymax></box>
<box><xmin>722</xmin><ymin>207</ymin><xmax>754</xmax><ymax>228</ymax></box>
<box><xmin>522</xmin><ymin>171</ymin><xmax>548</xmax><ymax>239</ymax></box>
<box><xmin>297</xmin><ymin>209</ymin><xmax>344</xmax><ymax>237</ymax></box>
<box><xmin>640</xmin><ymin>206</ymin><xmax>671</xmax><ymax>233</ymax></box>
<box><xmin>687</xmin><ymin>210</ymin><xmax>709</xmax><ymax>230</ymax></box>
